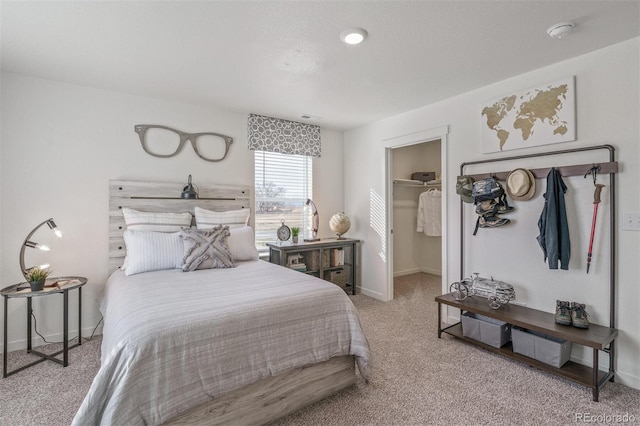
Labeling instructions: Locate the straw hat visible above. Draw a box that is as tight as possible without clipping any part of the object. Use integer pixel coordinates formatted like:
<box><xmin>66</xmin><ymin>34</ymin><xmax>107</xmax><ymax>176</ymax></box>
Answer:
<box><xmin>506</xmin><ymin>168</ymin><xmax>536</xmax><ymax>201</ymax></box>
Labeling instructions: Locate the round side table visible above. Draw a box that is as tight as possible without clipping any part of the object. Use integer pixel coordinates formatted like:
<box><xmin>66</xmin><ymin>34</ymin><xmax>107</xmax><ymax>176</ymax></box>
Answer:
<box><xmin>1</xmin><ymin>276</ymin><xmax>87</xmax><ymax>378</ymax></box>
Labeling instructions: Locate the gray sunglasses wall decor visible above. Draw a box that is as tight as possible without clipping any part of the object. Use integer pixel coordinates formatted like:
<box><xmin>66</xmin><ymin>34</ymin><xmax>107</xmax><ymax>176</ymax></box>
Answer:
<box><xmin>134</xmin><ymin>124</ymin><xmax>234</xmax><ymax>162</ymax></box>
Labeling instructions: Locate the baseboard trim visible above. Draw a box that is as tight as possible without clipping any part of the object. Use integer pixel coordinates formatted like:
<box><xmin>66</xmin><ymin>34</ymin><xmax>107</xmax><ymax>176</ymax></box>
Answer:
<box><xmin>614</xmin><ymin>370</ymin><xmax>640</xmax><ymax>389</ymax></box>
<box><xmin>1</xmin><ymin>325</ymin><xmax>103</xmax><ymax>353</ymax></box>
<box><xmin>393</xmin><ymin>268</ymin><xmax>420</xmax><ymax>277</ymax></box>
<box><xmin>394</xmin><ymin>267</ymin><xmax>442</xmax><ymax>278</ymax></box>
<box><xmin>359</xmin><ymin>286</ymin><xmax>386</xmax><ymax>301</ymax></box>
<box><xmin>419</xmin><ymin>267</ymin><xmax>442</xmax><ymax>276</ymax></box>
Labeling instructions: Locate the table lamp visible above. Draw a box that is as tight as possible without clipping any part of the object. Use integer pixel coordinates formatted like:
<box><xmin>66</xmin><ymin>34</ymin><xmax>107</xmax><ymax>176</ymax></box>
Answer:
<box><xmin>19</xmin><ymin>218</ymin><xmax>62</xmax><ymax>281</ymax></box>
<box><xmin>304</xmin><ymin>199</ymin><xmax>320</xmax><ymax>242</ymax></box>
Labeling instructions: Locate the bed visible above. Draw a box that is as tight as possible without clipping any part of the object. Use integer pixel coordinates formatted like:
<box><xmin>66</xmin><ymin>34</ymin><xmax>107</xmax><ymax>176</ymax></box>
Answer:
<box><xmin>72</xmin><ymin>180</ymin><xmax>370</xmax><ymax>425</ymax></box>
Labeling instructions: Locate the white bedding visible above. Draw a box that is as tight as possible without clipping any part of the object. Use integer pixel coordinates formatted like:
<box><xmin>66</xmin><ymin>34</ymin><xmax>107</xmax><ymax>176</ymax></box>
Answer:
<box><xmin>73</xmin><ymin>260</ymin><xmax>370</xmax><ymax>425</ymax></box>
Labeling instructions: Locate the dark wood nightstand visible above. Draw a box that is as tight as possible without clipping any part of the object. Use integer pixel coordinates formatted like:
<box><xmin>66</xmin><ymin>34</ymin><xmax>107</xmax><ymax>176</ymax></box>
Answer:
<box><xmin>267</xmin><ymin>238</ymin><xmax>359</xmax><ymax>295</ymax></box>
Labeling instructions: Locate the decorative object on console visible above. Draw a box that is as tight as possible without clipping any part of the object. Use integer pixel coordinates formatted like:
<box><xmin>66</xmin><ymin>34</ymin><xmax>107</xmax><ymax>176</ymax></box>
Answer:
<box><xmin>304</xmin><ymin>199</ymin><xmax>320</xmax><ymax>242</ymax></box>
<box><xmin>19</xmin><ymin>218</ymin><xmax>63</xmax><ymax>281</ymax></box>
<box><xmin>134</xmin><ymin>124</ymin><xmax>234</xmax><ymax>162</ymax></box>
<box><xmin>181</xmin><ymin>174</ymin><xmax>198</xmax><ymax>199</ymax></box>
<box><xmin>329</xmin><ymin>212</ymin><xmax>351</xmax><ymax>239</ymax></box>
<box><xmin>277</xmin><ymin>220</ymin><xmax>291</xmax><ymax>242</ymax></box>
<box><xmin>291</xmin><ymin>227</ymin><xmax>300</xmax><ymax>244</ymax></box>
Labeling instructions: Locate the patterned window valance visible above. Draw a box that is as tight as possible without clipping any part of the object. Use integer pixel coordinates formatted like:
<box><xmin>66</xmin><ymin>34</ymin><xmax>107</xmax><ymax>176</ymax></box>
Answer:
<box><xmin>247</xmin><ymin>114</ymin><xmax>321</xmax><ymax>158</ymax></box>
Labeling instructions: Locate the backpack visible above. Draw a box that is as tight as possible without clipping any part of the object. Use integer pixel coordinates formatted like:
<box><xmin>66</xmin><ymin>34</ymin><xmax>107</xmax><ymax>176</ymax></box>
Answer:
<box><xmin>472</xmin><ymin>177</ymin><xmax>504</xmax><ymax>202</ymax></box>
<box><xmin>471</xmin><ymin>177</ymin><xmax>512</xmax><ymax>235</ymax></box>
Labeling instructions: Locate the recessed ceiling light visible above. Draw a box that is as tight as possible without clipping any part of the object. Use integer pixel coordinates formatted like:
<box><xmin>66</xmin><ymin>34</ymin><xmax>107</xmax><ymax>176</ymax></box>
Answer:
<box><xmin>340</xmin><ymin>27</ymin><xmax>368</xmax><ymax>45</ymax></box>
<box><xmin>547</xmin><ymin>21</ymin><xmax>575</xmax><ymax>39</ymax></box>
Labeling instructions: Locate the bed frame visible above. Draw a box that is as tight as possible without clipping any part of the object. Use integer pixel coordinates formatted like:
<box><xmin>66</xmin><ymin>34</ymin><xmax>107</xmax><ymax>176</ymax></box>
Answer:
<box><xmin>108</xmin><ymin>179</ymin><xmax>356</xmax><ymax>425</ymax></box>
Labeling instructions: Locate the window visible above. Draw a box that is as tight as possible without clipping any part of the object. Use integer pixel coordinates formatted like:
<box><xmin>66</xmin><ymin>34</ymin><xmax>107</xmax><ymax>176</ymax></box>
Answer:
<box><xmin>254</xmin><ymin>151</ymin><xmax>312</xmax><ymax>253</ymax></box>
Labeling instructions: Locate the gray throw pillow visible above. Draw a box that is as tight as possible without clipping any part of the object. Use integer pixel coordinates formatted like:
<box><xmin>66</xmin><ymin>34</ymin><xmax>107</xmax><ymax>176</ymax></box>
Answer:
<box><xmin>179</xmin><ymin>226</ymin><xmax>234</xmax><ymax>272</ymax></box>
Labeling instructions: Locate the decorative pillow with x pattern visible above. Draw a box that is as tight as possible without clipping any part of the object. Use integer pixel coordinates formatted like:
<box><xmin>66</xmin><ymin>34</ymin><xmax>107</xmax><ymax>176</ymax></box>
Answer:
<box><xmin>179</xmin><ymin>226</ymin><xmax>234</xmax><ymax>272</ymax></box>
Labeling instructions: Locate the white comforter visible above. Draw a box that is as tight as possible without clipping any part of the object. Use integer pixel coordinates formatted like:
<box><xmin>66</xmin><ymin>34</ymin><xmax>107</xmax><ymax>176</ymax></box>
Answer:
<box><xmin>73</xmin><ymin>260</ymin><xmax>370</xmax><ymax>425</ymax></box>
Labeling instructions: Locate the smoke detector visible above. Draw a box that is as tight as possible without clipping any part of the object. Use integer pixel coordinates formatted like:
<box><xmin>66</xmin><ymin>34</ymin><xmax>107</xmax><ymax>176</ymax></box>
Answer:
<box><xmin>547</xmin><ymin>21</ymin><xmax>575</xmax><ymax>39</ymax></box>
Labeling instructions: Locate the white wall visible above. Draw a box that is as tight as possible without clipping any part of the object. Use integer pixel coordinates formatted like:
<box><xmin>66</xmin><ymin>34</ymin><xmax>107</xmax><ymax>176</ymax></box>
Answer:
<box><xmin>344</xmin><ymin>38</ymin><xmax>640</xmax><ymax>389</ymax></box>
<box><xmin>392</xmin><ymin>141</ymin><xmax>442</xmax><ymax>276</ymax></box>
<box><xmin>0</xmin><ymin>72</ymin><xmax>344</xmax><ymax>351</ymax></box>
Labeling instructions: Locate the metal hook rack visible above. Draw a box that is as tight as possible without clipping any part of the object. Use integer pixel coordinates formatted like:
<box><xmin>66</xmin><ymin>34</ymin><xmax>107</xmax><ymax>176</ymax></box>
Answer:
<box><xmin>459</xmin><ymin>144</ymin><xmax>617</xmax><ymax>328</ymax></box>
<box><xmin>584</xmin><ymin>164</ymin><xmax>601</xmax><ymax>186</ymax></box>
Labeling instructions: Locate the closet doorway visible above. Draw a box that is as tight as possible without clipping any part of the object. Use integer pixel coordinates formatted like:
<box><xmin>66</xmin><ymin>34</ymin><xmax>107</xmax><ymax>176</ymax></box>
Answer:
<box><xmin>385</xmin><ymin>127</ymin><xmax>448</xmax><ymax>301</ymax></box>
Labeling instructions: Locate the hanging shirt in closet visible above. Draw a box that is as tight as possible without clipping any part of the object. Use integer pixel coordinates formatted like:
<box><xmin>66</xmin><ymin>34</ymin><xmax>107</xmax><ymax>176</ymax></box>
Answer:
<box><xmin>417</xmin><ymin>189</ymin><xmax>442</xmax><ymax>237</ymax></box>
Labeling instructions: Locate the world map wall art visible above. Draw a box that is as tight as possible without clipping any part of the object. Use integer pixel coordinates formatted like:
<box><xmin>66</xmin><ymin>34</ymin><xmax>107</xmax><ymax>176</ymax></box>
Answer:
<box><xmin>481</xmin><ymin>77</ymin><xmax>576</xmax><ymax>153</ymax></box>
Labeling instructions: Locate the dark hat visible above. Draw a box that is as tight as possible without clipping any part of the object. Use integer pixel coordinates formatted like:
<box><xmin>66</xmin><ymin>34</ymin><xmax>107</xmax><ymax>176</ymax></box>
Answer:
<box><xmin>456</xmin><ymin>176</ymin><xmax>475</xmax><ymax>203</ymax></box>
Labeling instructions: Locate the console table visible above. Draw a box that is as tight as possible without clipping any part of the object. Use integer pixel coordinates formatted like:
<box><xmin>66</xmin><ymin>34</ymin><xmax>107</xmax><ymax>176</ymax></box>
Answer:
<box><xmin>267</xmin><ymin>238</ymin><xmax>359</xmax><ymax>295</ymax></box>
<box><xmin>2</xmin><ymin>276</ymin><xmax>87</xmax><ymax>378</ymax></box>
<box><xmin>436</xmin><ymin>293</ymin><xmax>617</xmax><ymax>401</ymax></box>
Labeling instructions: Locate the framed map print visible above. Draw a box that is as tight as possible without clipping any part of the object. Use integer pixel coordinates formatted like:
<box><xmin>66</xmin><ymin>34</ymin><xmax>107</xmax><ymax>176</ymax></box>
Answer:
<box><xmin>481</xmin><ymin>77</ymin><xmax>576</xmax><ymax>153</ymax></box>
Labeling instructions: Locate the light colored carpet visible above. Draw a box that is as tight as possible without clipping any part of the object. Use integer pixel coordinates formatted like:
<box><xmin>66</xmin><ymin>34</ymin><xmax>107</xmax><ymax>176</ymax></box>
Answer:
<box><xmin>1</xmin><ymin>273</ymin><xmax>638</xmax><ymax>425</ymax></box>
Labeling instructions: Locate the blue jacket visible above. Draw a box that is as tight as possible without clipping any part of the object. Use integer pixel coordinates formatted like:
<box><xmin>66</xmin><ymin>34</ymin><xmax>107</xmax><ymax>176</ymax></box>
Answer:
<box><xmin>537</xmin><ymin>168</ymin><xmax>571</xmax><ymax>270</ymax></box>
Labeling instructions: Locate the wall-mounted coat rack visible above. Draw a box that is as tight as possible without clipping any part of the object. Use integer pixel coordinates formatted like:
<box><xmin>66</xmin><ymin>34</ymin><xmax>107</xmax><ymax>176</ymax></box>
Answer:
<box><xmin>454</xmin><ymin>144</ymin><xmax>618</xmax><ymax>401</ymax></box>
<box><xmin>459</xmin><ymin>144</ymin><xmax>617</xmax><ymax>326</ymax></box>
<box><xmin>460</xmin><ymin>146</ymin><xmax>618</xmax><ymax>182</ymax></box>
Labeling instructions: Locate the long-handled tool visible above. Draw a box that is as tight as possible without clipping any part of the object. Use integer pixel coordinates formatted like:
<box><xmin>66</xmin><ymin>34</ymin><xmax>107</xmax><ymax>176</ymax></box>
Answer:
<box><xmin>587</xmin><ymin>184</ymin><xmax>605</xmax><ymax>273</ymax></box>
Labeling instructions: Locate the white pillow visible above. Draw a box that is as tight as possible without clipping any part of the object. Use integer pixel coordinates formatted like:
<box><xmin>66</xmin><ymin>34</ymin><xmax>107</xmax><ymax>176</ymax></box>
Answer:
<box><xmin>122</xmin><ymin>208</ymin><xmax>192</xmax><ymax>232</ymax></box>
<box><xmin>122</xmin><ymin>230</ymin><xmax>183</xmax><ymax>276</ymax></box>
<box><xmin>194</xmin><ymin>207</ymin><xmax>250</xmax><ymax>230</ymax></box>
<box><xmin>227</xmin><ymin>226</ymin><xmax>259</xmax><ymax>261</ymax></box>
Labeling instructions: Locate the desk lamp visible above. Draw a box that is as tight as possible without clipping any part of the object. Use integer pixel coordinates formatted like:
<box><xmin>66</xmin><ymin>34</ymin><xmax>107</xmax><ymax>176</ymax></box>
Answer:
<box><xmin>19</xmin><ymin>218</ymin><xmax>62</xmax><ymax>281</ymax></box>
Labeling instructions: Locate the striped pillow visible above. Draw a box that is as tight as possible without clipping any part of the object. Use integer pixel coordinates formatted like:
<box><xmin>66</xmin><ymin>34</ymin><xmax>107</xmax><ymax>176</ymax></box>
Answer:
<box><xmin>194</xmin><ymin>207</ymin><xmax>250</xmax><ymax>230</ymax></box>
<box><xmin>122</xmin><ymin>208</ymin><xmax>192</xmax><ymax>232</ymax></box>
<box><xmin>122</xmin><ymin>230</ymin><xmax>184</xmax><ymax>276</ymax></box>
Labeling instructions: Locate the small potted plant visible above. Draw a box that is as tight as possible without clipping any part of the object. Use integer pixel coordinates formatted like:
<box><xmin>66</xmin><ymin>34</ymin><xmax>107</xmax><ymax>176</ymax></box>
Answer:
<box><xmin>27</xmin><ymin>267</ymin><xmax>51</xmax><ymax>292</ymax></box>
<box><xmin>291</xmin><ymin>227</ymin><xmax>300</xmax><ymax>244</ymax></box>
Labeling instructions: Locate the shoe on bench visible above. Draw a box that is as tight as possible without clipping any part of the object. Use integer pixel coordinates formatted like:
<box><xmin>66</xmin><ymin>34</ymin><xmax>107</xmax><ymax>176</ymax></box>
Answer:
<box><xmin>555</xmin><ymin>300</ymin><xmax>572</xmax><ymax>326</ymax></box>
<box><xmin>571</xmin><ymin>302</ymin><xmax>590</xmax><ymax>329</ymax></box>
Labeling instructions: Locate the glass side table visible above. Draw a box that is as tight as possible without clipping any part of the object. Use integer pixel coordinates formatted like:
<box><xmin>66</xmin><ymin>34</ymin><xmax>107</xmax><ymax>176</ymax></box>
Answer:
<box><xmin>1</xmin><ymin>276</ymin><xmax>87</xmax><ymax>378</ymax></box>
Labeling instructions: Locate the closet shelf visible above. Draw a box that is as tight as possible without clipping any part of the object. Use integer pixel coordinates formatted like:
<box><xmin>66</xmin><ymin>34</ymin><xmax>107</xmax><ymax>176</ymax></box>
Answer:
<box><xmin>393</xmin><ymin>178</ymin><xmax>441</xmax><ymax>187</ymax></box>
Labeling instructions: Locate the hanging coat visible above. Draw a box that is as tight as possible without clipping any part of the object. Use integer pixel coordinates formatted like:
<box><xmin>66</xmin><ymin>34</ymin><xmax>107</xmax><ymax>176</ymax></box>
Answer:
<box><xmin>536</xmin><ymin>168</ymin><xmax>571</xmax><ymax>270</ymax></box>
<box><xmin>417</xmin><ymin>189</ymin><xmax>442</xmax><ymax>237</ymax></box>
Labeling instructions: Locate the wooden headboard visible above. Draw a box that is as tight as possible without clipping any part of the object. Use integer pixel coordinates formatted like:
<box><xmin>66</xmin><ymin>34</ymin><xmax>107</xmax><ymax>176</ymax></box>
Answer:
<box><xmin>109</xmin><ymin>180</ymin><xmax>251</xmax><ymax>272</ymax></box>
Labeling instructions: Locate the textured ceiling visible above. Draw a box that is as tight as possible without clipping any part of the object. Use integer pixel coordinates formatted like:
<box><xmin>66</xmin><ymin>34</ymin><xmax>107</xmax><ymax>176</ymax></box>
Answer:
<box><xmin>1</xmin><ymin>1</ymin><xmax>639</xmax><ymax>130</ymax></box>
